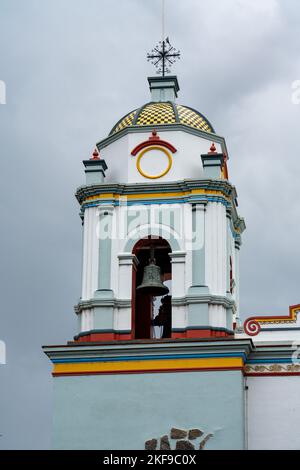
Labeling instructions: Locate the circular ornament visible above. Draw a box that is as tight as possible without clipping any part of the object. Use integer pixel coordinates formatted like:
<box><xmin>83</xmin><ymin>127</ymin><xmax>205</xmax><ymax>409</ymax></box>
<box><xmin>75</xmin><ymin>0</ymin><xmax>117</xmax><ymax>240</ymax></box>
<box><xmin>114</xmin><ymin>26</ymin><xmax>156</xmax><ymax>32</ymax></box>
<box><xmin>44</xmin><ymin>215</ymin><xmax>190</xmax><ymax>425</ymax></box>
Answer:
<box><xmin>136</xmin><ymin>146</ymin><xmax>172</xmax><ymax>179</ymax></box>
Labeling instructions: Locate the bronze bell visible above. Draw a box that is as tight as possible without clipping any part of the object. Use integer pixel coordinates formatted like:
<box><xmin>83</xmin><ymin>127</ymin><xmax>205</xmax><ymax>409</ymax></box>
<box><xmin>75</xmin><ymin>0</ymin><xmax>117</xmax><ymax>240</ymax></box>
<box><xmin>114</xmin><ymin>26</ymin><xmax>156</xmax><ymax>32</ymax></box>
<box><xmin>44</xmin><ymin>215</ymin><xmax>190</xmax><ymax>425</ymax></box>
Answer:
<box><xmin>137</xmin><ymin>250</ymin><xmax>169</xmax><ymax>297</ymax></box>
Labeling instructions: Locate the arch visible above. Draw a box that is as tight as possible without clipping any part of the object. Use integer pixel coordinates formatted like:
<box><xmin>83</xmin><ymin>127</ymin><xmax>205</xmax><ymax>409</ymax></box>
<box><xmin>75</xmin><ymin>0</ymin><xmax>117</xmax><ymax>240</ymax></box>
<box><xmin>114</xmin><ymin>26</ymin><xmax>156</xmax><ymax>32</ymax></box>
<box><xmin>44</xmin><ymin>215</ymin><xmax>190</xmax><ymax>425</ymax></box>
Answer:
<box><xmin>131</xmin><ymin>237</ymin><xmax>172</xmax><ymax>340</ymax></box>
<box><xmin>131</xmin><ymin>130</ymin><xmax>177</xmax><ymax>156</ymax></box>
<box><xmin>124</xmin><ymin>224</ymin><xmax>181</xmax><ymax>253</ymax></box>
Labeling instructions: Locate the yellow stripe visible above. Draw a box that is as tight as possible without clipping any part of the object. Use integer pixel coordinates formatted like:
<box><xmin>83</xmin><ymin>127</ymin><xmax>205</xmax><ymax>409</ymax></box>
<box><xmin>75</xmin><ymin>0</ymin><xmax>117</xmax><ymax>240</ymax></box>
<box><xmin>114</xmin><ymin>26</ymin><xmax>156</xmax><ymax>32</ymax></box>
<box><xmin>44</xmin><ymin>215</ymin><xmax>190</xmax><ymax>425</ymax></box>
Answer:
<box><xmin>256</xmin><ymin>306</ymin><xmax>299</xmax><ymax>324</ymax></box>
<box><xmin>53</xmin><ymin>357</ymin><xmax>243</xmax><ymax>375</ymax></box>
<box><xmin>84</xmin><ymin>190</ymin><xmax>231</xmax><ymax>203</ymax></box>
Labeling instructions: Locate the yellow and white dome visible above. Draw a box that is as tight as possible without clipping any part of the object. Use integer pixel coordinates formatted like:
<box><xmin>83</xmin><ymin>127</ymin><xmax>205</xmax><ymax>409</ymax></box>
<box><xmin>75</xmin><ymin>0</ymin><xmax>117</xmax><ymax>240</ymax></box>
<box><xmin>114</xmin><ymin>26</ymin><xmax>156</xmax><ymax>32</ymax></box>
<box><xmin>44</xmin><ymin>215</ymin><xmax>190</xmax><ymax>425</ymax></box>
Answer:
<box><xmin>110</xmin><ymin>102</ymin><xmax>215</xmax><ymax>135</ymax></box>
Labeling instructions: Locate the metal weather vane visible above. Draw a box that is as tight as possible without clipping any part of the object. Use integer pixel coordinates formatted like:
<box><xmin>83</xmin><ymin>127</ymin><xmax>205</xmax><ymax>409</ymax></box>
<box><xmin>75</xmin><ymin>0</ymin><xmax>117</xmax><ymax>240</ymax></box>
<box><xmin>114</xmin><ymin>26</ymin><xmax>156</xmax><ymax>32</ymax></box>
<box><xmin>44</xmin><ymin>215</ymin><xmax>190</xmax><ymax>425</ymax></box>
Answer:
<box><xmin>147</xmin><ymin>38</ymin><xmax>181</xmax><ymax>77</ymax></box>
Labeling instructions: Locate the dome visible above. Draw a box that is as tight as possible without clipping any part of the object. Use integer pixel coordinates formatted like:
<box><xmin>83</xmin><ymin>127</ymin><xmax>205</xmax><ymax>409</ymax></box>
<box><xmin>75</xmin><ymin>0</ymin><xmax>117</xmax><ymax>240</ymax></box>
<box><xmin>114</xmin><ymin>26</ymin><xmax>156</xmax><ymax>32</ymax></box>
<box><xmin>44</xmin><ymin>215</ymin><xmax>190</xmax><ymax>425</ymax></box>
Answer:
<box><xmin>109</xmin><ymin>102</ymin><xmax>215</xmax><ymax>136</ymax></box>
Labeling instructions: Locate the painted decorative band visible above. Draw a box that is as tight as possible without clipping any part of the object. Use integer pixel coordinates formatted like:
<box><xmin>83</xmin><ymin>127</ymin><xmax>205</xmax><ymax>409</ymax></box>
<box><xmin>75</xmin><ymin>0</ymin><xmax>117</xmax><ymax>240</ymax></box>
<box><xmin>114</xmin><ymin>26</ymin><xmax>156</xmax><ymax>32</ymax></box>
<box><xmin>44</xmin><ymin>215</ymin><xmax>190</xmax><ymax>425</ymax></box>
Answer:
<box><xmin>52</xmin><ymin>356</ymin><xmax>244</xmax><ymax>376</ymax></box>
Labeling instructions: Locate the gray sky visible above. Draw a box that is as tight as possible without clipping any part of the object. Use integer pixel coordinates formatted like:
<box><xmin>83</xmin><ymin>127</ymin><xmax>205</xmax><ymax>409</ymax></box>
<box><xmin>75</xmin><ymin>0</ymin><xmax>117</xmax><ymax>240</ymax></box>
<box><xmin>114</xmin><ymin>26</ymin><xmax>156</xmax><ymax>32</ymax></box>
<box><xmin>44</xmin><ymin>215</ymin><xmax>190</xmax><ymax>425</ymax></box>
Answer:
<box><xmin>0</xmin><ymin>0</ymin><xmax>299</xmax><ymax>449</ymax></box>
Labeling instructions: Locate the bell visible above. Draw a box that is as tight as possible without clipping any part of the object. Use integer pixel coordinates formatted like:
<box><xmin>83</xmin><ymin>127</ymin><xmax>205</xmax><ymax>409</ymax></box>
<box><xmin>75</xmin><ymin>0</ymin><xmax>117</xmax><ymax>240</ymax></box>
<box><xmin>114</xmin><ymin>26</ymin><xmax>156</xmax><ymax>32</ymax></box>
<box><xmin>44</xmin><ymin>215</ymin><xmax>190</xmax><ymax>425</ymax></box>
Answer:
<box><xmin>137</xmin><ymin>252</ymin><xmax>169</xmax><ymax>297</ymax></box>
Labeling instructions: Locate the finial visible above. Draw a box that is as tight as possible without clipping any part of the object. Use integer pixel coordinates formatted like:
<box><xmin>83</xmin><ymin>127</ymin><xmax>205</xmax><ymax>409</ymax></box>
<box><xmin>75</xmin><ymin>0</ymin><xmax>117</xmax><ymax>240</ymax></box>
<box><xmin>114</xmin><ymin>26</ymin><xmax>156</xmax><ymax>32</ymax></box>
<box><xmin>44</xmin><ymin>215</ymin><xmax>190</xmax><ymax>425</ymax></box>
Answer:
<box><xmin>91</xmin><ymin>148</ymin><xmax>100</xmax><ymax>160</ymax></box>
<box><xmin>147</xmin><ymin>38</ymin><xmax>180</xmax><ymax>77</ymax></box>
<box><xmin>149</xmin><ymin>129</ymin><xmax>159</xmax><ymax>141</ymax></box>
<box><xmin>208</xmin><ymin>143</ymin><xmax>217</xmax><ymax>154</ymax></box>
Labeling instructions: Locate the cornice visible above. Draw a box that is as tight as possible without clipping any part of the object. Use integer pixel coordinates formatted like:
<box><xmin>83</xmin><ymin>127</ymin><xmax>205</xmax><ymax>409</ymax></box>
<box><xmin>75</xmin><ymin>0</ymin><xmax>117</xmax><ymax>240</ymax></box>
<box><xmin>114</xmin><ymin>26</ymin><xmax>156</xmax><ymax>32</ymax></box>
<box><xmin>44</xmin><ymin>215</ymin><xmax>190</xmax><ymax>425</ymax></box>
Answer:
<box><xmin>74</xmin><ymin>298</ymin><xmax>131</xmax><ymax>314</ymax></box>
<box><xmin>172</xmin><ymin>294</ymin><xmax>237</xmax><ymax>312</ymax></box>
<box><xmin>96</xmin><ymin>123</ymin><xmax>229</xmax><ymax>158</ymax></box>
<box><xmin>43</xmin><ymin>338</ymin><xmax>254</xmax><ymax>362</ymax></box>
<box><xmin>75</xmin><ymin>179</ymin><xmax>237</xmax><ymax>204</ymax></box>
<box><xmin>75</xmin><ymin>293</ymin><xmax>236</xmax><ymax>315</ymax></box>
<box><xmin>75</xmin><ymin>179</ymin><xmax>245</xmax><ymax>235</ymax></box>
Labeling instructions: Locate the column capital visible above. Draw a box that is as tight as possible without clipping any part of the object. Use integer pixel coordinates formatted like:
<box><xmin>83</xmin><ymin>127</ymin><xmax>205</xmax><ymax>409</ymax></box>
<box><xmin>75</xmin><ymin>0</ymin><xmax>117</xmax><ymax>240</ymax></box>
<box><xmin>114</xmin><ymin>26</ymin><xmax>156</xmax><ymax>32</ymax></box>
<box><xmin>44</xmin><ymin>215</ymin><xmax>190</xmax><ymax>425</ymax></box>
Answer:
<box><xmin>118</xmin><ymin>254</ymin><xmax>139</xmax><ymax>269</ymax></box>
<box><xmin>169</xmin><ymin>251</ymin><xmax>186</xmax><ymax>263</ymax></box>
<box><xmin>192</xmin><ymin>202</ymin><xmax>207</xmax><ymax>212</ymax></box>
<box><xmin>98</xmin><ymin>205</ymin><xmax>114</xmax><ymax>217</ymax></box>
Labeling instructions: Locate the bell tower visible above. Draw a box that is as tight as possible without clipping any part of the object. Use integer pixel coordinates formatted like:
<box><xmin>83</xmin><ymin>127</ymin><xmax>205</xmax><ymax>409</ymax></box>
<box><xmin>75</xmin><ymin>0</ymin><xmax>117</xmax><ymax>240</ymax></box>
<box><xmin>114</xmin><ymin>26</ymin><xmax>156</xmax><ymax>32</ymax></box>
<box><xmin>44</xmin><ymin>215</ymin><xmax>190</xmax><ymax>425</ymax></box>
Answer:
<box><xmin>44</xmin><ymin>39</ymin><xmax>252</xmax><ymax>451</ymax></box>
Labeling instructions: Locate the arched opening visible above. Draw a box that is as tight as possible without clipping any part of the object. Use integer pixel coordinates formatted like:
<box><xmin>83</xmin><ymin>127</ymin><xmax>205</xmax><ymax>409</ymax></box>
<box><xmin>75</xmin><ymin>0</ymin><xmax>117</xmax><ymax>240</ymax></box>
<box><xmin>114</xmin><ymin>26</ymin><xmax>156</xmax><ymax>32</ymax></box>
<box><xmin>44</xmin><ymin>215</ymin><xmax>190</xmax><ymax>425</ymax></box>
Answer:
<box><xmin>132</xmin><ymin>237</ymin><xmax>172</xmax><ymax>340</ymax></box>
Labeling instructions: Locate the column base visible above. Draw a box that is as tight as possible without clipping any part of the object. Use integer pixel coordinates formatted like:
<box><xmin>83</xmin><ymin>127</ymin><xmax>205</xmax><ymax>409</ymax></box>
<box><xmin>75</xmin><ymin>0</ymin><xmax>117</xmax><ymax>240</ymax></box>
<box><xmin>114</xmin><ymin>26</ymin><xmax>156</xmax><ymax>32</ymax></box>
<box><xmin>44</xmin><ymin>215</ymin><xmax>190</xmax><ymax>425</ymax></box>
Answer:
<box><xmin>94</xmin><ymin>289</ymin><xmax>114</xmax><ymax>300</ymax></box>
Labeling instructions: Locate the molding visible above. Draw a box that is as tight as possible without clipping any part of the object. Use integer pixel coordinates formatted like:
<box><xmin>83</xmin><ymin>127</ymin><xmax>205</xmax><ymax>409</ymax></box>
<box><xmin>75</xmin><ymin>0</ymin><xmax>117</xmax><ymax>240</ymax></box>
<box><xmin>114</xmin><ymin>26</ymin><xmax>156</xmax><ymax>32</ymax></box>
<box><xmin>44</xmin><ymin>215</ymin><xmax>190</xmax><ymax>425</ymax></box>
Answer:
<box><xmin>148</xmin><ymin>76</ymin><xmax>180</xmax><ymax>94</ymax></box>
<box><xmin>172</xmin><ymin>326</ymin><xmax>234</xmax><ymax>335</ymax></box>
<box><xmin>83</xmin><ymin>159</ymin><xmax>108</xmax><ymax>171</ymax></box>
<box><xmin>118</xmin><ymin>254</ymin><xmax>139</xmax><ymax>268</ymax></box>
<box><xmin>244</xmin><ymin>304</ymin><xmax>300</xmax><ymax>337</ymax></box>
<box><xmin>75</xmin><ymin>297</ymin><xmax>131</xmax><ymax>314</ymax></box>
<box><xmin>74</xmin><ymin>329</ymin><xmax>131</xmax><ymax>341</ymax></box>
<box><xmin>96</xmin><ymin>123</ymin><xmax>228</xmax><ymax>157</ymax></box>
<box><xmin>75</xmin><ymin>179</ymin><xmax>245</xmax><ymax>235</ymax></box>
<box><xmin>172</xmin><ymin>293</ymin><xmax>236</xmax><ymax>311</ymax></box>
<box><xmin>76</xmin><ymin>179</ymin><xmax>237</xmax><ymax>203</ymax></box>
<box><xmin>201</xmin><ymin>153</ymin><xmax>224</xmax><ymax>167</ymax></box>
<box><xmin>75</xmin><ymin>292</ymin><xmax>236</xmax><ymax>315</ymax></box>
<box><xmin>169</xmin><ymin>251</ymin><xmax>186</xmax><ymax>263</ymax></box>
<box><xmin>43</xmin><ymin>338</ymin><xmax>254</xmax><ymax>376</ymax></box>
<box><xmin>131</xmin><ymin>134</ymin><xmax>177</xmax><ymax>156</ymax></box>
<box><xmin>245</xmin><ymin>364</ymin><xmax>300</xmax><ymax>376</ymax></box>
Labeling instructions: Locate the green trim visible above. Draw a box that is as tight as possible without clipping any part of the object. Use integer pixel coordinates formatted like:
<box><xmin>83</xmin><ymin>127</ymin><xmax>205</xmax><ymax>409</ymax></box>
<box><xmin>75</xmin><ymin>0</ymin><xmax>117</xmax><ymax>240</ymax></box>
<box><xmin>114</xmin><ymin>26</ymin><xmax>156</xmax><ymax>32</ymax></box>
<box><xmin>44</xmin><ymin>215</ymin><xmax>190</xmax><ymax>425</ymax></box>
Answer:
<box><xmin>75</xmin><ymin>297</ymin><xmax>131</xmax><ymax>315</ymax></box>
<box><xmin>172</xmin><ymin>293</ymin><xmax>236</xmax><ymax>312</ymax></box>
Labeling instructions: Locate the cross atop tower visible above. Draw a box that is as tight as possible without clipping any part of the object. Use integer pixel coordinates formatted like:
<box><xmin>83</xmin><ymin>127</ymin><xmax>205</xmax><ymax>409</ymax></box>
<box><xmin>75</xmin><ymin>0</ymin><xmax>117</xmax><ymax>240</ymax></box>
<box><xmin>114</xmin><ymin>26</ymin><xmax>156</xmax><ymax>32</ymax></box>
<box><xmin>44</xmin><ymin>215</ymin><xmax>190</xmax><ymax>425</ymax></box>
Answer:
<box><xmin>147</xmin><ymin>38</ymin><xmax>181</xmax><ymax>77</ymax></box>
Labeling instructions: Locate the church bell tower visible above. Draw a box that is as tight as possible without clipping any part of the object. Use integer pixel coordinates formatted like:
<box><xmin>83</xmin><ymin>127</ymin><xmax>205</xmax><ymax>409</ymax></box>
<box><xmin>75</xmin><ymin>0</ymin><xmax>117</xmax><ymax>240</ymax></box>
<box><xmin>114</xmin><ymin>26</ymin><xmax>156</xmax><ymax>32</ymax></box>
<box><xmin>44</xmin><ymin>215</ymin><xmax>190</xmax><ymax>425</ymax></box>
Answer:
<box><xmin>44</xmin><ymin>39</ymin><xmax>251</xmax><ymax>450</ymax></box>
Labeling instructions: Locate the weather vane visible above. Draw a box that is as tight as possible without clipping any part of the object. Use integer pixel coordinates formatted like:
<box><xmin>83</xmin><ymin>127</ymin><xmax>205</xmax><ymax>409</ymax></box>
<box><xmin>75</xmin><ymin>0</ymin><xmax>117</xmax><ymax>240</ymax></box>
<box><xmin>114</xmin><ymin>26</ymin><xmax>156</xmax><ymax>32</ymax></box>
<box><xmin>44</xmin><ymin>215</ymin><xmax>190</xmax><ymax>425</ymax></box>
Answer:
<box><xmin>147</xmin><ymin>38</ymin><xmax>181</xmax><ymax>77</ymax></box>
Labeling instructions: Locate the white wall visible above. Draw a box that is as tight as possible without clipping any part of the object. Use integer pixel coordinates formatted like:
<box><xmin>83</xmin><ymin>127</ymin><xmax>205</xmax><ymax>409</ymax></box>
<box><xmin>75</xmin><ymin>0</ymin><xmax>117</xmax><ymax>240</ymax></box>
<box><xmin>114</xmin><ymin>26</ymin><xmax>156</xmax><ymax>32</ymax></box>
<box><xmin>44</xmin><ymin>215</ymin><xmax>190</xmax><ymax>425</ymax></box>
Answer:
<box><xmin>81</xmin><ymin>207</ymin><xmax>99</xmax><ymax>300</ymax></box>
<box><xmin>247</xmin><ymin>376</ymin><xmax>300</xmax><ymax>450</ymax></box>
<box><xmin>205</xmin><ymin>202</ymin><xmax>227</xmax><ymax>296</ymax></box>
<box><xmin>100</xmin><ymin>130</ymin><xmax>222</xmax><ymax>184</ymax></box>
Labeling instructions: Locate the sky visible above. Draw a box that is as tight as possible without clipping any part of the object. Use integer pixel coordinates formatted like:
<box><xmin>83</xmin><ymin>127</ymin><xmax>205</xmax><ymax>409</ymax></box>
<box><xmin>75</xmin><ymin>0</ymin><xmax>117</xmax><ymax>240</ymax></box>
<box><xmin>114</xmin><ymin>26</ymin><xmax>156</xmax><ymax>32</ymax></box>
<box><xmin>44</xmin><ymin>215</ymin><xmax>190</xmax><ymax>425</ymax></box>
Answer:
<box><xmin>0</xmin><ymin>0</ymin><xmax>300</xmax><ymax>449</ymax></box>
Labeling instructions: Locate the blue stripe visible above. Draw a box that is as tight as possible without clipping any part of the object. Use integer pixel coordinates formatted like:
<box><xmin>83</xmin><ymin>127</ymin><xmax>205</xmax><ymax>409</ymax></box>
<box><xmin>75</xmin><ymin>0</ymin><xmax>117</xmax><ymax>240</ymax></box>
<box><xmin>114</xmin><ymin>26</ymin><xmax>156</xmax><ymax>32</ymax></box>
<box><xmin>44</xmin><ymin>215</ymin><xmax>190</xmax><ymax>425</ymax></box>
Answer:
<box><xmin>53</xmin><ymin>352</ymin><xmax>247</xmax><ymax>364</ymax></box>
<box><xmin>82</xmin><ymin>196</ymin><xmax>231</xmax><ymax>210</ymax></box>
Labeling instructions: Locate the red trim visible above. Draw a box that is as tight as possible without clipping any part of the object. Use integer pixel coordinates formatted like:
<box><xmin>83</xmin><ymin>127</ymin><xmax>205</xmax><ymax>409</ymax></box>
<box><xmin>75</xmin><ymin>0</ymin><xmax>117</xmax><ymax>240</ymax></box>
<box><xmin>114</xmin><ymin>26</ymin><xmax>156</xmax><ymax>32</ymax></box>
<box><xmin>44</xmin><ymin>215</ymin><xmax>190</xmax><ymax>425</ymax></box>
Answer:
<box><xmin>131</xmin><ymin>260</ymin><xmax>137</xmax><ymax>339</ymax></box>
<box><xmin>53</xmin><ymin>366</ymin><xmax>243</xmax><ymax>378</ymax></box>
<box><xmin>223</xmin><ymin>155</ymin><xmax>229</xmax><ymax>179</ymax></box>
<box><xmin>246</xmin><ymin>373</ymin><xmax>300</xmax><ymax>377</ymax></box>
<box><xmin>244</xmin><ymin>304</ymin><xmax>300</xmax><ymax>337</ymax></box>
<box><xmin>76</xmin><ymin>332</ymin><xmax>132</xmax><ymax>343</ymax></box>
<box><xmin>131</xmin><ymin>130</ymin><xmax>177</xmax><ymax>156</ymax></box>
<box><xmin>172</xmin><ymin>329</ymin><xmax>233</xmax><ymax>340</ymax></box>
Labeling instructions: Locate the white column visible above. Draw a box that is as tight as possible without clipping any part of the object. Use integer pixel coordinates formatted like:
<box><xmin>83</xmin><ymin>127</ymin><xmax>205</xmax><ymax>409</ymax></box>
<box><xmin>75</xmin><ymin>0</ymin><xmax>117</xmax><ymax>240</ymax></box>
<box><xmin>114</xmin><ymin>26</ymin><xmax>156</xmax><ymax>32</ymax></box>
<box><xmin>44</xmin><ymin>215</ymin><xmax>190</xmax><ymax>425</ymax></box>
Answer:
<box><xmin>170</xmin><ymin>252</ymin><xmax>186</xmax><ymax>330</ymax></box>
<box><xmin>118</xmin><ymin>254</ymin><xmax>139</xmax><ymax>299</ymax></box>
<box><xmin>81</xmin><ymin>207</ymin><xmax>99</xmax><ymax>300</ymax></box>
<box><xmin>234</xmin><ymin>242</ymin><xmax>241</xmax><ymax>325</ymax></box>
<box><xmin>170</xmin><ymin>252</ymin><xmax>186</xmax><ymax>298</ymax></box>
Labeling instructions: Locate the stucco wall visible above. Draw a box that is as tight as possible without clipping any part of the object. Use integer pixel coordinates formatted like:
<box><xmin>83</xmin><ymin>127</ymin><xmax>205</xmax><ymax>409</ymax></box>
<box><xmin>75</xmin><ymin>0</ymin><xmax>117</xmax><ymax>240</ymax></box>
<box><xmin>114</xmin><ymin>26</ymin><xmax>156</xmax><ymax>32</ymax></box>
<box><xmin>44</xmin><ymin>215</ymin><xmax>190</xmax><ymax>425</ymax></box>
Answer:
<box><xmin>247</xmin><ymin>376</ymin><xmax>300</xmax><ymax>450</ymax></box>
<box><xmin>100</xmin><ymin>130</ymin><xmax>222</xmax><ymax>185</ymax></box>
<box><xmin>53</xmin><ymin>370</ymin><xmax>245</xmax><ymax>450</ymax></box>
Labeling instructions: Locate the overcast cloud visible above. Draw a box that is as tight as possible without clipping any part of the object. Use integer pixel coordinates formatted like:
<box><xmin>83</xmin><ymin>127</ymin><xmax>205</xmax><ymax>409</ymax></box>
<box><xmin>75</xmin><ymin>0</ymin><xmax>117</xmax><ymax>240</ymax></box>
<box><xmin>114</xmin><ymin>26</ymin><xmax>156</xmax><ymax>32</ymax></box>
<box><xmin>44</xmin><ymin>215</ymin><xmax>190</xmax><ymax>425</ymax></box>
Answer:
<box><xmin>0</xmin><ymin>0</ymin><xmax>299</xmax><ymax>449</ymax></box>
